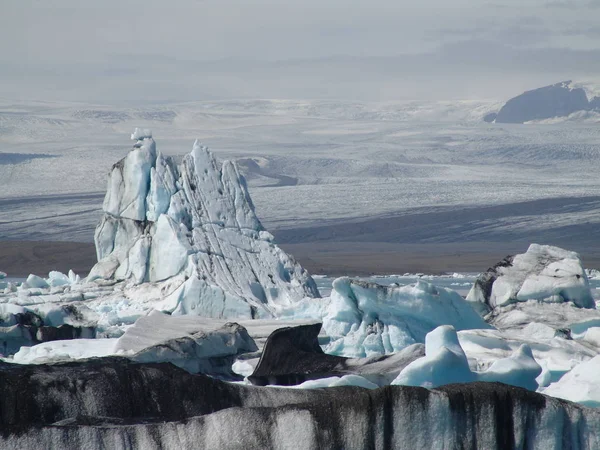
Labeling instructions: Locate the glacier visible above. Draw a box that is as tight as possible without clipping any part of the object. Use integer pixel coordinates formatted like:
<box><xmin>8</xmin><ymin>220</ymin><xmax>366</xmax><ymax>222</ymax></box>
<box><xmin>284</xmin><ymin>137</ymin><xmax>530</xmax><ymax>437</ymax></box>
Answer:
<box><xmin>1</xmin><ymin>129</ymin><xmax>600</xmax><ymax>447</ymax></box>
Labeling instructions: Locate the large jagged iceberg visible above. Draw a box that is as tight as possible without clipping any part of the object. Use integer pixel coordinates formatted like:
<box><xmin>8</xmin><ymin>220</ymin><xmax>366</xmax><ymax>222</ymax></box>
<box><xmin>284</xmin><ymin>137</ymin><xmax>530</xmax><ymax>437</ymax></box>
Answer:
<box><xmin>88</xmin><ymin>130</ymin><xmax>319</xmax><ymax>319</ymax></box>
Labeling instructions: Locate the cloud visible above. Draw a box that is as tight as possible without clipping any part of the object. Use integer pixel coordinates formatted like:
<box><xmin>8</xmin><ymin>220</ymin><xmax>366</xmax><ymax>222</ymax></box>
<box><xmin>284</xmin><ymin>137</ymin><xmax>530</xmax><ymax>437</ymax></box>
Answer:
<box><xmin>0</xmin><ymin>0</ymin><xmax>598</xmax><ymax>104</ymax></box>
<box><xmin>545</xmin><ymin>0</ymin><xmax>600</xmax><ymax>8</ymax></box>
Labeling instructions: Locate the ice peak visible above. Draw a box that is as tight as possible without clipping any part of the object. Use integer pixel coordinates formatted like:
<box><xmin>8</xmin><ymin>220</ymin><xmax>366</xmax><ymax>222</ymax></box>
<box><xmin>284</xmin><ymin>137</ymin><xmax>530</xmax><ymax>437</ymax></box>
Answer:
<box><xmin>192</xmin><ymin>139</ymin><xmax>205</xmax><ymax>150</ymax></box>
<box><xmin>89</xmin><ymin>132</ymin><xmax>320</xmax><ymax>319</ymax></box>
<box><xmin>131</xmin><ymin>128</ymin><xmax>153</xmax><ymax>141</ymax></box>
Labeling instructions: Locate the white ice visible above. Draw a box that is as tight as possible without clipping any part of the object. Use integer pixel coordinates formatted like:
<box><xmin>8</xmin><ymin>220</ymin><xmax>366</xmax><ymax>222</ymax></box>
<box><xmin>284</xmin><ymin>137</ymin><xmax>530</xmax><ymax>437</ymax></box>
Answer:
<box><xmin>392</xmin><ymin>326</ymin><xmax>542</xmax><ymax>391</ymax></box>
<box><xmin>278</xmin><ymin>374</ymin><xmax>379</xmax><ymax>390</ymax></box>
<box><xmin>89</xmin><ymin>132</ymin><xmax>319</xmax><ymax>319</ymax></box>
<box><xmin>392</xmin><ymin>325</ymin><xmax>475</xmax><ymax>388</ymax></box>
<box><xmin>11</xmin><ymin>339</ymin><xmax>118</xmax><ymax>364</ymax></box>
<box><xmin>467</xmin><ymin>244</ymin><xmax>594</xmax><ymax>310</ymax></box>
<box><xmin>324</xmin><ymin>277</ymin><xmax>490</xmax><ymax>357</ymax></box>
<box><xmin>543</xmin><ymin>355</ymin><xmax>600</xmax><ymax>407</ymax></box>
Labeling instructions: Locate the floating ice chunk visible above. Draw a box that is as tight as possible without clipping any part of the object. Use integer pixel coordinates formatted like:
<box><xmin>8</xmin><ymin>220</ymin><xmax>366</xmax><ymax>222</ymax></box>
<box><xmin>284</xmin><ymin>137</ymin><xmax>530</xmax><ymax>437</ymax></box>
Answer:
<box><xmin>324</xmin><ymin>278</ymin><xmax>490</xmax><ymax>357</ymax></box>
<box><xmin>115</xmin><ymin>310</ymin><xmax>234</xmax><ymax>354</ymax></box>
<box><xmin>393</xmin><ymin>326</ymin><xmax>542</xmax><ymax>391</ymax></box>
<box><xmin>519</xmin><ymin>322</ymin><xmax>559</xmax><ymax>340</ymax></box>
<box><xmin>467</xmin><ymin>244</ymin><xmax>594</xmax><ymax>311</ymax></box>
<box><xmin>68</xmin><ymin>270</ymin><xmax>80</xmax><ymax>284</ymax></box>
<box><xmin>129</xmin><ymin>322</ymin><xmax>257</xmax><ymax>376</ymax></box>
<box><xmin>544</xmin><ymin>355</ymin><xmax>600</xmax><ymax>407</ymax></box>
<box><xmin>583</xmin><ymin>327</ymin><xmax>600</xmax><ymax>347</ymax></box>
<box><xmin>24</xmin><ymin>274</ymin><xmax>49</xmax><ymax>289</ymax></box>
<box><xmin>232</xmin><ymin>360</ymin><xmax>255</xmax><ymax>377</ymax></box>
<box><xmin>0</xmin><ymin>271</ymin><xmax>6</xmax><ymax>279</ymax></box>
<box><xmin>478</xmin><ymin>345</ymin><xmax>541</xmax><ymax>391</ymax></box>
<box><xmin>283</xmin><ymin>374</ymin><xmax>379</xmax><ymax>390</ymax></box>
<box><xmin>392</xmin><ymin>326</ymin><xmax>475</xmax><ymax>388</ymax></box>
<box><xmin>0</xmin><ymin>303</ymin><xmax>27</xmax><ymax>325</ymax></box>
<box><xmin>457</xmin><ymin>326</ymin><xmax>594</xmax><ymax>388</ymax></box>
<box><xmin>569</xmin><ymin>318</ymin><xmax>600</xmax><ymax>339</ymax></box>
<box><xmin>586</xmin><ymin>268</ymin><xmax>600</xmax><ymax>279</ymax></box>
<box><xmin>46</xmin><ymin>271</ymin><xmax>70</xmax><ymax>287</ymax></box>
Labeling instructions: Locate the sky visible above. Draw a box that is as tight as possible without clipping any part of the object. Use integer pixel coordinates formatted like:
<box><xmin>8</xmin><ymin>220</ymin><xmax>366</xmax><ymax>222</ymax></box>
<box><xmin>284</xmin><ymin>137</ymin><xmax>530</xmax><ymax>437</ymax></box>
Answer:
<box><xmin>1</xmin><ymin>0</ymin><xmax>599</xmax><ymax>104</ymax></box>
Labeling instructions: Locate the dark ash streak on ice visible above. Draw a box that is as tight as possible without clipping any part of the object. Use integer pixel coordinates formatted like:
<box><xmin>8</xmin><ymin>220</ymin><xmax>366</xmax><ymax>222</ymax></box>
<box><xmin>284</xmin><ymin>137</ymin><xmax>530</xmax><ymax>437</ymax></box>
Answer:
<box><xmin>0</xmin><ymin>358</ymin><xmax>597</xmax><ymax>449</ymax></box>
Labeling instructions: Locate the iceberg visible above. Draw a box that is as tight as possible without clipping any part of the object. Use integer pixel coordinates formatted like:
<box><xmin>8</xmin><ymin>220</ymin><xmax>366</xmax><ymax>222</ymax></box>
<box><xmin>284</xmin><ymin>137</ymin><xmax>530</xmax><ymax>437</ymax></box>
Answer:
<box><xmin>494</xmin><ymin>81</ymin><xmax>594</xmax><ymax>124</ymax></box>
<box><xmin>128</xmin><ymin>322</ymin><xmax>258</xmax><ymax>378</ymax></box>
<box><xmin>543</xmin><ymin>355</ymin><xmax>600</xmax><ymax>407</ymax></box>
<box><xmin>477</xmin><ymin>345</ymin><xmax>542</xmax><ymax>391</ymax></box>
<box><xmin>467</xmin><ymin>244</ymin><xmax>594</xmax><ymax>312</ymax></box>
<box><xmin>391</xmin><ymin>325</ymin><xmax>476</xmax><ymax>388</ymax></box>
<box><xmin>324</xmin><ymin>277</ymin><xmax>490</xmax><ymax>357</ymax></box>
<box><xmin>393</xmin><ymin>326</ymin><xmax>542</xmax><ymax>391</ymax></box>
<box><xmin>88</xmin><ymin>130</ymin><xmax>319</xmax><ymax>319</ymax></box>
<box><xmin>12</xmin><ymin>338</ymin><xmax>118</xmax><ymax>364</ymax></box>
<box><xmin>284</xmin><ymin>374</ymin><xmax>379</xmax><ymax>390</ymax></box>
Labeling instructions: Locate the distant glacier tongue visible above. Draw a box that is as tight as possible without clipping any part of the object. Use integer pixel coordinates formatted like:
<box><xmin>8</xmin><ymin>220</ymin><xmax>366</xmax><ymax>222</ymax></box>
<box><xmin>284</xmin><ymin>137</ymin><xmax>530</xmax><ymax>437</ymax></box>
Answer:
<box><xmin>88</xmin><ymin>129</ymin><xmax>319</xmax><ymax>319</ymax></box>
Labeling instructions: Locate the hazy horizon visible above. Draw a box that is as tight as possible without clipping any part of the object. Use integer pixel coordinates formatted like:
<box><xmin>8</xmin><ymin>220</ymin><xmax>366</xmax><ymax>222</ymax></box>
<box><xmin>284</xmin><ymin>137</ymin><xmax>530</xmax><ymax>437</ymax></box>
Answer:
<box><xmin>2</xmin><ymin>1</ymin><xmax>600</xmax><ymax>104</ymax></box>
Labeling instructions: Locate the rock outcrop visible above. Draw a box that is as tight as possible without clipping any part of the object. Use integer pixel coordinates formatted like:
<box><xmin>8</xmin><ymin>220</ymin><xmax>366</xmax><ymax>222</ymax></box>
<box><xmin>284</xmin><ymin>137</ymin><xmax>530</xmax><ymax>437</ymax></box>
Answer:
<box><xmin>494</xmin><ymin>81</ymin><xmax>600</xmax><ymax>124</ymax></box>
